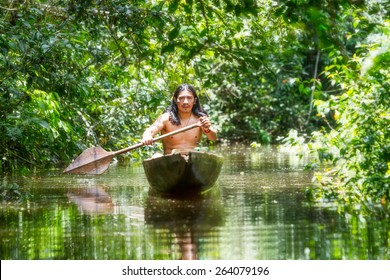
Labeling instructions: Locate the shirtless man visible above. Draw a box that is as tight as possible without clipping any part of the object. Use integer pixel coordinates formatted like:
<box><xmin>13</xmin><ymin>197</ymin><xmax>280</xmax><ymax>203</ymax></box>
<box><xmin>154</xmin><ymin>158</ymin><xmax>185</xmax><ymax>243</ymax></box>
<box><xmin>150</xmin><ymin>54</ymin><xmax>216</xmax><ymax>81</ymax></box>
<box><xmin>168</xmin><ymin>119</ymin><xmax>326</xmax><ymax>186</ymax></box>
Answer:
<box><xmin>142</xmin><ymin>84</ymin><xmax>217</xmax><ymax>155</ymax></box>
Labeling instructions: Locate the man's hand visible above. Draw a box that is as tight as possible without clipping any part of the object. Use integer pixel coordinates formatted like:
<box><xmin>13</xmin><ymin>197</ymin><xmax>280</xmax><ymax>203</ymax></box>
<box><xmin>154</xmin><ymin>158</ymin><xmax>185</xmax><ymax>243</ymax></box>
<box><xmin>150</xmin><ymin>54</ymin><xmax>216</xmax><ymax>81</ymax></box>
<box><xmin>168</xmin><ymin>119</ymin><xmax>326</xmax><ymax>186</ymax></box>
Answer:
<box><xmin>142</xmin><ymin>132</ymin><xmax>154</xmax><ymax>146</ymax></box>
<box><xmin>200</xmin><ymin>116</ymin><xmax>212</xmax><ymax>130</ymax></box>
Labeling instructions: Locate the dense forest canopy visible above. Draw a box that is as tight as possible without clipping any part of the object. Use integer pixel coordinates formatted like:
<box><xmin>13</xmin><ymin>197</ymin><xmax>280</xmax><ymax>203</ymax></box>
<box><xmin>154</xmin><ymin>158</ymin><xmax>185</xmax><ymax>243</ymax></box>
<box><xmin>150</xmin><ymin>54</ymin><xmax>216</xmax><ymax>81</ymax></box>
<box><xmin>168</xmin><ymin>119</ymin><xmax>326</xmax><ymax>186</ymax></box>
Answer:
<box><xmin>1</xmin><ymin>0</ymin><xmax>389</xmax><ymax>205</ymax></box>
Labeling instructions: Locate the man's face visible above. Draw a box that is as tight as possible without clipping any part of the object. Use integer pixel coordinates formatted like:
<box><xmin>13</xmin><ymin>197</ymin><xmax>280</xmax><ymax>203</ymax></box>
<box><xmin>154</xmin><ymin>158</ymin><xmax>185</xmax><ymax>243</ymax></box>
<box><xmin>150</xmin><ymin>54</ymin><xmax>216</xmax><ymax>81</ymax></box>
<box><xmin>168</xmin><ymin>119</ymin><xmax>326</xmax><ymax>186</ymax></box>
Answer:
<box><xmin>176</xmin><ymin>90</ymin><xmax>195</xmax><ymax>113</ymax></box>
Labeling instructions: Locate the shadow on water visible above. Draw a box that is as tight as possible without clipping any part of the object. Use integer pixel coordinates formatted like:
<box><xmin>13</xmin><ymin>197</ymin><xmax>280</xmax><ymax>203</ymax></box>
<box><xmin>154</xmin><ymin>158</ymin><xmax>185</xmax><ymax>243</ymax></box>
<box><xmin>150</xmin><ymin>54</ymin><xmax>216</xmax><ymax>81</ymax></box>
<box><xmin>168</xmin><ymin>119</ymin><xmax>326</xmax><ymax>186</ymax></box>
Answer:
<box><xmin>144</xmin><ymin>188</ymin><xmax>224</xmax><ymax>260</ymax></box>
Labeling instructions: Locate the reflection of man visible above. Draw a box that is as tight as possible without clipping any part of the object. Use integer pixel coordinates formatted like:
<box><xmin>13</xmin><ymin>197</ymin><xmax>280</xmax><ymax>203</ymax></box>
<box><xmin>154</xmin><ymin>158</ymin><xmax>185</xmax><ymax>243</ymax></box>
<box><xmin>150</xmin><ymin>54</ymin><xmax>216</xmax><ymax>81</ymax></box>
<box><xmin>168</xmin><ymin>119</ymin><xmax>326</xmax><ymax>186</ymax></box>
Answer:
<box><xmin>176</xmin><ymin>231</ymin><xmax>198</xmax><ymax>260</ymax></box>
<box><xmin>142</xmin><ymin>84</ymin><xmax>217</xmax><ymax>155</ymax></box>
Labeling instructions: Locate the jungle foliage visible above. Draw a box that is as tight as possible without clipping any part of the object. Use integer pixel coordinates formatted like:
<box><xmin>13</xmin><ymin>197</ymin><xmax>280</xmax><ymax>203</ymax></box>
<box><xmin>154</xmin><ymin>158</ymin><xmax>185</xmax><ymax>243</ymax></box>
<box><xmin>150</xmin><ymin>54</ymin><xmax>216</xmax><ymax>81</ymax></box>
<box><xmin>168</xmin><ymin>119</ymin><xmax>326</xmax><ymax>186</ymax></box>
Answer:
<box><xmin>303</xmin><ymin>30</ymin><xmax>389</xmax><ymax>207</ymax></box>
<box><xmin>0</xmin><ymin>0</ymin><xmax>389</xmax><ymax>205</ymax></box>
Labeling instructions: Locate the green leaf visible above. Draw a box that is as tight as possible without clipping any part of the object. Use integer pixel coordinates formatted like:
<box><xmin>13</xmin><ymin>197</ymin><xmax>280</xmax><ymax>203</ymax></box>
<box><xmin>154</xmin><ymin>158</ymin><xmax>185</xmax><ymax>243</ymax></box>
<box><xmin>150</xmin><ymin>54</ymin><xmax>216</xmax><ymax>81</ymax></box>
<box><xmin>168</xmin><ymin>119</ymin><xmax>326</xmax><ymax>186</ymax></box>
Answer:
<box><xmin>161</xmin><ymin>42</ymin><xmax>175</xmax><ymax>53</ymax></box>
<box><xmin>168</xmin><ymin>26</ymin><xmax>180</xmax><ymax>41</ymax></box>
<box><xmin>168</xmin><ymin>0</ymin><xmax>180</xmax><ymax>13</ymax></box>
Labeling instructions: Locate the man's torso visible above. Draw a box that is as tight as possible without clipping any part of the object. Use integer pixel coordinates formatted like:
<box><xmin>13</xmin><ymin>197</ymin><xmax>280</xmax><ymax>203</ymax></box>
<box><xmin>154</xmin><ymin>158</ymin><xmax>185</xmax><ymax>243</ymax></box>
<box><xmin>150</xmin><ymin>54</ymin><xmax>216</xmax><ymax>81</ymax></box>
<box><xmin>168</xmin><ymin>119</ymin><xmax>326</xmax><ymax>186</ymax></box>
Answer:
<box><xmin>161</xmin><ymin>114</ymin><xmax>202</xmax><ymax>154</ymax></box>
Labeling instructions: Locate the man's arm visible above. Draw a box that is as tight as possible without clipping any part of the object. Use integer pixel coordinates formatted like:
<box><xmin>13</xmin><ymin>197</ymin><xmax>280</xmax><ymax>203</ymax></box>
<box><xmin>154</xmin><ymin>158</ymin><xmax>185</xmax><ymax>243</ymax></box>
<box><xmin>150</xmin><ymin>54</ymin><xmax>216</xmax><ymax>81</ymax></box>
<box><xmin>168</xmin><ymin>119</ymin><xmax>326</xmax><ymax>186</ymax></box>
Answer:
<box><xmin>200</xmin><ymin>116</ymin><xmax>217</xmax><ymax>141</ymax></box>
<box><xmin>142</xmin><ymin>114</ymin><xmax>167</xmax><ymax>145</ymax></box>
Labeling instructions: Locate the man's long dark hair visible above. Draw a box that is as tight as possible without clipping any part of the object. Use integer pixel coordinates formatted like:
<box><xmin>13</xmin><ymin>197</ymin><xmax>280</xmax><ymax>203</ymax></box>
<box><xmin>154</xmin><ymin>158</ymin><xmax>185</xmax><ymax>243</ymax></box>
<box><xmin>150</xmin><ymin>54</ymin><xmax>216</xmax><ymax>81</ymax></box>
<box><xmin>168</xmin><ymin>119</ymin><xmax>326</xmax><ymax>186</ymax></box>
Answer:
<box><xmin>165</xmin><ymin>84</ymin><xmax>208</xmax><ymax>125</ymax></box>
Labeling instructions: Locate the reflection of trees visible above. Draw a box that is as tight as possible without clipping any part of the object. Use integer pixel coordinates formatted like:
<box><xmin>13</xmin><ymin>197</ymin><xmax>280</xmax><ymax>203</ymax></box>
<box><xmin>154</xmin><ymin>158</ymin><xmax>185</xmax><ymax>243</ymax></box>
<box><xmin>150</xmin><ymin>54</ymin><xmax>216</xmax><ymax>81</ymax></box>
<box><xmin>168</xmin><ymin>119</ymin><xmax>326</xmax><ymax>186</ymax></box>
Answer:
<box><xmin>220</xmin><ymin>182</ymin><xmax>390</xmax><ymax>260</ymax></box>
<box><xmin>144</xmin><ymin>189</ymin><xmax>224</xmax><ymax>260</ymax></box>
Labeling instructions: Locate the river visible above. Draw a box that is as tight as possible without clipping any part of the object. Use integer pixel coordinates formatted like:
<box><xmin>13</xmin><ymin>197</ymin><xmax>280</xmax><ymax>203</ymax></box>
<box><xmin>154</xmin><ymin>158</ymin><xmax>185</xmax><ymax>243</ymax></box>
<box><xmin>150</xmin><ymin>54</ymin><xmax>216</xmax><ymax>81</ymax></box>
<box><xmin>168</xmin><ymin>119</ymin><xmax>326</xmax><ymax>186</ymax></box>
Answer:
<box><xmin>0</xmin><ymin>145</ymin><xmax>388</xmax><ymax>260</ymax></box>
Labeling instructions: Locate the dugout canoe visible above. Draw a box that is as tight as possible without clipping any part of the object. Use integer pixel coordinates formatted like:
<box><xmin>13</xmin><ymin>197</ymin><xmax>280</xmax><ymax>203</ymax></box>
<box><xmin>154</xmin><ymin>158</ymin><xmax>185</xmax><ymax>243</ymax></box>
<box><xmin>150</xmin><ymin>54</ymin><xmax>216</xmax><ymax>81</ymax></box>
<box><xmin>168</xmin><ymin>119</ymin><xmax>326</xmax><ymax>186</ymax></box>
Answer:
<box><xmin>142</xmin><ymin>151</ymin><xmax>223</xmax><ymax>195</ymax></box>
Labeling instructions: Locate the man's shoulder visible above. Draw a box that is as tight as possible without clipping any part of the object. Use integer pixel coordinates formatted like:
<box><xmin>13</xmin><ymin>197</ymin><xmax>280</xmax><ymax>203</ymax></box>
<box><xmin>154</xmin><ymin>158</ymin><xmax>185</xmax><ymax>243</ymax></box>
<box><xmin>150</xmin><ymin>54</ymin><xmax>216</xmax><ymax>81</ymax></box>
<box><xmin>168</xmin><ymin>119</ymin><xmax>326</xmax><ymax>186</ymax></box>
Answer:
<box><xmin>160</xmin><ymin>112</ymin><xmax>170</xmax><ymax>122</ymax></box>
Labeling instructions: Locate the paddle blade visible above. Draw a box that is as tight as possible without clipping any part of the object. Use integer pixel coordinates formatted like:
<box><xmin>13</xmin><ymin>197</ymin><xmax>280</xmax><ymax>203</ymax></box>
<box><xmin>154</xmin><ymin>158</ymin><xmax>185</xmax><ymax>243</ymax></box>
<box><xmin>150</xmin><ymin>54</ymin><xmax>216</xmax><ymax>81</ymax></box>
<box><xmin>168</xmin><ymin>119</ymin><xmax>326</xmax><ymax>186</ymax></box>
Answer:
<box><xmin>63</xmin><ymin>146</ymin><xmax>114</xmax><ymax>175</ymax></box>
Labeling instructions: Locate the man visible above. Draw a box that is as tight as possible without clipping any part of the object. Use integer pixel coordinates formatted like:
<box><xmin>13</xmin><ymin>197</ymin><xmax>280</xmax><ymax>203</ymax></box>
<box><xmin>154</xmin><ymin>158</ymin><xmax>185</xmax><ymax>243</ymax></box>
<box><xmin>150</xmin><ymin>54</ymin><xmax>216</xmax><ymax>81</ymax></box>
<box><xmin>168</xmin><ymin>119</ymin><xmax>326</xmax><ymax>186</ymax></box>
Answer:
<box><xmin>142</xmin><ymin>84</ymin><xmax>217</xmax><ymax>155</ymax></box>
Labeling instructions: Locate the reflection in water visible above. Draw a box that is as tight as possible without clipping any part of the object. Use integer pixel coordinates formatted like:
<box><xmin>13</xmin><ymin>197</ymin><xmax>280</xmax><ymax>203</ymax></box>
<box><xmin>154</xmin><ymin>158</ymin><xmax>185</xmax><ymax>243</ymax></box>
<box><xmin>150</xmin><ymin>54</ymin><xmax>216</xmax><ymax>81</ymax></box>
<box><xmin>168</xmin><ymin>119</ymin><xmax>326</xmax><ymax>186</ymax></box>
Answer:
<box><xmin>145</xmin><ymin>189</ymin><xmax>224</xmax><ymax>260</ymax></box>
<box><xmin>0</xmin><ymin>145</ymin><xmax>389</xmax><ymax>260</ymax></box>
<box><xmin>67</xmin><ymin>186</ymin><xmax>114</xmax><ymax>214</ymax></box>
<box><xmin>176</xmin><ymin>231</ymin><xmax>197</xmax><ymax>260</ymax></box>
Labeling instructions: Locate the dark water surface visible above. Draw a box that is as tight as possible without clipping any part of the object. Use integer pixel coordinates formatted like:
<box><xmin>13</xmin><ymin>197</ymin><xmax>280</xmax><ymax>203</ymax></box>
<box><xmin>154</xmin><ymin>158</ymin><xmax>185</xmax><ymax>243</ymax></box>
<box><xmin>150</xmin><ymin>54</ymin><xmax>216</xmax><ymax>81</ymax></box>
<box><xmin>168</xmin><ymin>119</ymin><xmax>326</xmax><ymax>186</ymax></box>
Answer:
<box><xmin>0</xmin><ymin>145</ymin><xmax>389</xmax><ymax>260</ymax></box>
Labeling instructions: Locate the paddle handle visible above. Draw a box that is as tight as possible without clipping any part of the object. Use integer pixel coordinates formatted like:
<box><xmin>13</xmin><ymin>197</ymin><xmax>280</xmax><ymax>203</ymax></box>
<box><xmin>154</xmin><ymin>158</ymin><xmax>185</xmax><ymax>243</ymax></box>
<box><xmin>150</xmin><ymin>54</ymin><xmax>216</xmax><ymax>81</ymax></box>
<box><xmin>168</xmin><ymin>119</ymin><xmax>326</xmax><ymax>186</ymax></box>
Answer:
<box><xmin>113</xmin><ymin>122</ymin><xmax>201</xmax><ymax>156</ymax></box>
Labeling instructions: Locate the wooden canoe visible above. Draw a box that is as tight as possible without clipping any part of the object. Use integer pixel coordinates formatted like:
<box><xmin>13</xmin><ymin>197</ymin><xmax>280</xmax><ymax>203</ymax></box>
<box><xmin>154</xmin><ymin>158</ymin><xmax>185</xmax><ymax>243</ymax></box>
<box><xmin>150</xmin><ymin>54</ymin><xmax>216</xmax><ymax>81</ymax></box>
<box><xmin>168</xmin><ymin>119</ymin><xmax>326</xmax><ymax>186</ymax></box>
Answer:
<box><xmin>142</xmin><ymin>151</ymin><xmax>223</xmax><ymax>195</ymax></box>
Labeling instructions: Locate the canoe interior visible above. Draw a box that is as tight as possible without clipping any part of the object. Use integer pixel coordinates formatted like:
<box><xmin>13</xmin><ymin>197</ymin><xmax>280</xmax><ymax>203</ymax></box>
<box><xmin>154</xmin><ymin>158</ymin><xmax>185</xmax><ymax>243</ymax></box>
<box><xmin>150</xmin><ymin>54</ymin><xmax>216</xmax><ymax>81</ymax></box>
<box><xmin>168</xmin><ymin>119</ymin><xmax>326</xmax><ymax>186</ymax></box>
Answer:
<box><xmin>142</xmin><ymin>151</ymin><xmax>223</xmax><ymax>195</ymax></box>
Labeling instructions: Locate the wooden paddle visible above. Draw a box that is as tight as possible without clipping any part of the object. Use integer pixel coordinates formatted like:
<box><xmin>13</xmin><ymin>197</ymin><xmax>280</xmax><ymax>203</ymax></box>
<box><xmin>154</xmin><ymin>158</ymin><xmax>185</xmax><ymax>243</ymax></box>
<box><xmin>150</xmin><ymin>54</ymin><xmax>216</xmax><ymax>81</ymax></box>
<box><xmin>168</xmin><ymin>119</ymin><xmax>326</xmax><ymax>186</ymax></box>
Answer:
<box><xmin>63</xmin><ymin>122</ymin><xmax>201</xmax><ymax>175</ymax></box>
